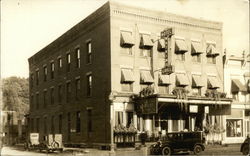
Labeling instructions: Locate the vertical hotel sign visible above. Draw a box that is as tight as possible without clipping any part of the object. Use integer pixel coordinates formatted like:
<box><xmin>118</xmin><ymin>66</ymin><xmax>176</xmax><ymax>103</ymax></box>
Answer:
<box><xmin>140</xmin><ymin>97</ymin><xmax>158</xmax><ymax>114</ymax></box>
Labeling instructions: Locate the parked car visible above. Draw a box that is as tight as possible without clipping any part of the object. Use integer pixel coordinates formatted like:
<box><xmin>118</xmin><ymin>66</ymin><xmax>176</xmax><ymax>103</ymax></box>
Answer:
<box><xmin>240</xmin><ymin>136</ymin><xmax>250</xmax><ymax>155</ymax></box>
<box><xmin>150</xmin><ymin>131</ymin><xmax>205</xmax><ymax>155</ymax></box>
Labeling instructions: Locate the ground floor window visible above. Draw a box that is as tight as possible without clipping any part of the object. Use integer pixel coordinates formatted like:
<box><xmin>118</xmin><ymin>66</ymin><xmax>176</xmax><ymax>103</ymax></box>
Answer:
<box><xmin>226</xmin><ymin>119</ymin><xmax>243</xmax><ymax>137</ymax></box>
<box><xmin>126</xmin><ymin>112</ymin><xmax>133</xmax><ymax>127</ymax></box>
<box><xmin>115</xmin><ymin>111</ymin><xmax>123</xmax><ymax>126</ymax></box>
<box><xmin>172</xmin><ymin>120</ymin><xmax>178</xmax><ymax>132</ymax></box>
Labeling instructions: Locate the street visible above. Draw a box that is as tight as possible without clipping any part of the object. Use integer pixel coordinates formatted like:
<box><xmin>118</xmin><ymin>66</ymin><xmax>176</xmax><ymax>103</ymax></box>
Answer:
<box><xmin>0</xmin><ymin>144</ymin><xmax>243</xmax><ymax>156</ymax></box>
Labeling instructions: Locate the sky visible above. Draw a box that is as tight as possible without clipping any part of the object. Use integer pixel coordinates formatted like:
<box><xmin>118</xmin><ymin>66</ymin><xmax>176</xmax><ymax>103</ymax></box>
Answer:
<box><xmin>1</xmin><ymin>0</ymin><xmax>249</xmax><ymax>78</ymax></box>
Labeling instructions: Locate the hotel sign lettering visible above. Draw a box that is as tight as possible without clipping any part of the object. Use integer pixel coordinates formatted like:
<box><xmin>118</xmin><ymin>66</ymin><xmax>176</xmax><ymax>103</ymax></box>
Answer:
<box><xmin>141</xmin><ymin>97</ymin><xmax>158</xmax><ymax>114</ymax></box>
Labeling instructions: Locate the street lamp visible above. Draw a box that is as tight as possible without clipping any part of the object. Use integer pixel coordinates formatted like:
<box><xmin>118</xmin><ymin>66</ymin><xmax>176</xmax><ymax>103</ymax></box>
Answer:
<box><xmin>109</xmin><ymin>91</ymin><xmax>118</xmax><ymax>154</ymax></box>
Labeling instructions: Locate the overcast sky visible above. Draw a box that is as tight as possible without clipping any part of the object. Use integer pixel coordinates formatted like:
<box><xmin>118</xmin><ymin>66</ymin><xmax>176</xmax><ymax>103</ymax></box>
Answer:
<box><xmin>1</xmin><ymin>0</ymin><xmax>249</xmax><ymax>78</ymax></box>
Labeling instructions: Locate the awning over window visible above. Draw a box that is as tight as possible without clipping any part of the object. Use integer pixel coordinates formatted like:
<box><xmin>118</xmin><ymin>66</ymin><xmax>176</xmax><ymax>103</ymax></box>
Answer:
<box><xmin>140</xmin><ymin>70</ymin><xmax>154</xmax><ymax>84</ymax></box>
<box><xmin>208</xmin><ymin>77</ymin><xmax>220</xmax><ymax>89</ymax></box>
<box><xmin>176</xmin><ymin>73</ymin><xmax>189</xmax><ymax>86</ymax></box>
<box><xmin>191</xmin><ymin>41</ymin><xmax>203</xmax><ymax>55</ymax></box>
<box><xmin>140</xmin><ymin>34</ymin><xmax>153</xmax><ymax>48</ymax></box>
<box><xmin>121</xmin><ymin>69</ymin><xmax>134</xmax><ymax>82</ymax></box>
<box><xmin>192</xmin><ymin>75</ymin><xmax>203</xmax><ymax>87</ymax></box>
<box><xmin>158</xmin><ymin>39</ymin><xmax>165</xmax><ymax>51</ymax></box>
<box><xmin>206</xmin><ymin>44</ymin><xmax>219</xmax><ymax>56</ymax></box>
<box><xmin>120</xmin><ymin>32</ymin><xmax>134</xmax><ymax>47</ymax></box>
<box><xmin>175</xmin><ymin>39</ymin><xmax>188</xmax><ymax>53</ymax></box>
<box><xmin>159</xmin><ymin>74</ymin><xmax>170</xmax><ymax>85</ymax></box>
<box><xmin>231</xmin><ymin>79</ymin><xmax>247</xmax><ymax>92</ymax></box>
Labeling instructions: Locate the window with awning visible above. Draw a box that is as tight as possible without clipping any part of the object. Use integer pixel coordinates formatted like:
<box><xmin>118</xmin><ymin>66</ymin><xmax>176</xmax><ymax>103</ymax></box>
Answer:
<box><xmin>175</xmin><ymin>39</ymin><xmax>188</xmax><ymax>53</ymax></box>
<box><xmin>231</xmin><ymin>79</ymin><xmax>247</xmax><ymax>93</ymax></box>
<box><xmin>120</xmin><ymin>31</ymin><xmax>134</xmax><ymax>47</ymax></box>
<box><xmin>247</xmin><ymin>79</ymin><xmax>250</xmax><ymax>93</ymax></box>
<box><xmin>207</xmin><ymin>76</ymin><xmax>220</xmax><ymax>89</ymax></box>
<box><xmin>192</xmin><ymin>75</ymin><xmax>203</xmax><ymax>88</ymax></box>
<box><xmin>206</xmin><ymin>44</ymin><xmax>219</xmax><ymax>56</ymax></box>
<box><xmin>158</xmin><ymin>39</ymin><xmax>166</xmax><ymax>51</ymax></box>
<box><xmin>176</xmin><ymin>73</ymin><xmax>189</xmax><ymax>86</ymax></box>
<box><xmin>140</xmin><ymin>70</ymin><xmax>154</xmax><ymax>84</ymax></box>
<box><xmin>191</xmin><ymin>41</ymin><xmax>203</xmax><ymax>55</ymax></box>
<box><xmin>121</xmin><ymin>68</ymin><xmax>134</xmax><ymax>83</ymax></box>
<box><xmin>140</xmin><ymin>34</ymin><xmax>153</xmax><ymax>49</ymax></box>
<box><xmin>159</xmin><ymin>74</ymin><xmax>170</xmax><ymax>85</ymax></box>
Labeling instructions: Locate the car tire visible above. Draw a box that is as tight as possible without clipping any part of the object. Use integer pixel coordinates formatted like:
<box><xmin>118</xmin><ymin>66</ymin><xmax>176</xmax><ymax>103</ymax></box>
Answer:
<box><xmin>242</xmin><ymin>144</ymin><xmax>249</xmax><ymax>155</ymax></box>
<box><xmin>162</xmin><ymin>146</ymin><xmax>171</xmax><ymax>156</ymax></box>
<box><xmin>193</xmin><ymin>145</ymin><xmax>202</xmax><ymax>155</ymax></box>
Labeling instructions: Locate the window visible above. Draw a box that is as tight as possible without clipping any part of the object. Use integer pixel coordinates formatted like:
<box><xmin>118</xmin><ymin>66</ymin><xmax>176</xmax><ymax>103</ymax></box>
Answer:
<box><xmin>50</xmin><ymin>88</ymin><xmax>54</xmax><ymax>105</ymax></box>
<box><xmin>87</xmin><ymin>109</ymin><xmax>92</xmax><ymax>132</ymax></box>
<box><xmin>87</xmin><ymin>41</ymin><xmax>92</xmax><ymax>64</ymax></box>
<box><xmin>87</xmin><ymin>74</ymin><xmax>92</xmax><ymax>96</ymax></box>
<box><xmin>172</xmin><ymin>120</ymin><xmax>179</xmax><ymax>131</ymax></box>
<box><xmin>59</xmin><ymin>114</ymin><xmax>62</xmax><ymax>133</ymax></box>
<box><xmin>51</xmin><ymin>62</ymin><xmax>55</xmax><ymax>79</ymax></box>
<box><xmin>140</xmin><ymin>49</ymin><xmax>151</xmax><ymax>57</ymax></box>
<box><xmin>126</xmin><ymin>112</ymin><xmax>133</xmax><ymax>127</ymax></box>
<box><xmin>192</xmin><ymin>88</ymin><xmax>201</xmax><ymax>96</ymax></box>
<box><xmin>44</xmin><ymin>117</ymin><xmax>47</xmax><ymax>134</ymax></box>
<box><xmin>43</xmin><ymin>66</ymin><xmax>47</xmax><ymax>82</ymax></box>
<box><xmin>207</xmin><ymin>56</ymin><xmax>216</xmax><ymax>64</ymax></box>
<box><xmin>121</xmin><ymin>68</ymin><xmax>134</xmax><ymax>92</ymax></box>
<box><xmin>76</xmin><ymin>111</ymin><xmax>81</xmax><ymax>133</ymax></box>
<box><xmin>36</xmin><ymin>70</ymin><xmax>39</xmax><ymax>85</ymax></box>
<box><xmin>30</xmin><ymin>95</ymin><xmax>34</xmax><ymax>110</ymax></box>
<box><xmin>58</xmin><ymin>85</ymin><xmax>62</xmax><ymax>104</ymax></box>
<box><xmin>36</xmin><ymin>118</ymin><xmax>40</xmax><ymax>133</ymax></box>
<box><xmin>76</xmin><ymin>79</ymin><xmax>80</xmax><ymax>101</ymax></box>
<box><xmin>176</xmin><ymin>53</ymin><xmax>185</xmax><ymax>61</ymax></box>
<box><xmin>43</xmin><ymin>90</ymin><xmax>47</xmax><ymax>108</ymax></box>
<box><xmin>158</xmin><ymin>85</ymin><xmax>169</xmax><ymax>94</ymax></box>
<box><xmin>121</xmin><ymin>47</ymin><xmax>133</xmax><ymax>55</ymax></box>
<box><xmin>66</xmin><ymin>53</ymin><xmax>71</xmax><ymax>72</ymax></box>
<box><xmin>51</xmin><ymin>116</ymin><xmax>54</xmax><ymax>134</ymax></box>
<box><xmin>66</xmin><ymin>82</ymin><xmax>71</xmax><ymax>102</ymax></box>
<box><xmin>192</xmin><ymin>54</ymin><xmax>201</xmax><ymax>62</ymax></box>
<box><xmin>75</xmin><ymin>48</ymin><xmax>80</xmax><ymax>68</ymax></box>
<box><xmin>30</xmin><ymin>73</ymin><xmax>34</xmax><ymax>89</ymax></box>
<box><xmin>226</xmin><ymin>119</ymin><xmax>243</xmax><ymax>137</ymax></box>
<box><xmin>58</xmin><ymin>58</ymin><xmax>62</xmax><ymax>68</ymax></box>
<box><xmin>121</xmin><ymin>83</ymin><xmax>133</xmax><ymax>92</ymax></box>
<box><xmin>36</xmin><ymin>93</ymin><xmax>39</xmax><ymax>109</ymax></box>
<box><xmin>140</xmin><ymin>84</ymin><xmax>151</xmax><ymax>91</ymax></box>
<box><xmin>232</xmin><ymin>92</ymin><xmax>239</xmax><ymax>101</ymax></box>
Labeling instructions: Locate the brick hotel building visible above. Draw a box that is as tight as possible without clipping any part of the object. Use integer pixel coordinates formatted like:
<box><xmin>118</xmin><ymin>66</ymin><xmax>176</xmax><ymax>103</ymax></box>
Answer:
<box><xmin>28</xmin><ymin>1</ymin><xmax>232</xmax><ymax>147</ymax></box>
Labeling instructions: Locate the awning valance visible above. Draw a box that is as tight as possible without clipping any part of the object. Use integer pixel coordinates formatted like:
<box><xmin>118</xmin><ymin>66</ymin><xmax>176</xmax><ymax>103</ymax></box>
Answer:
<box><xmin>175</xmin><ymin>39</ymin><xmax>188</xmax><ymax>53</ymax></box>
<box><xmin>176</xmin><ymin>73</ymin><xmax>189</xmax><ymax>86</ymax></box>
<box><xmin>140</xmin><ymin>34</ymin><xmax>153</xmax><ymax>49</ymax></box>
<box><xmin>121</xmin><ymin>69</ymin><xmax>134</xmax><ymax>82</ymax></box>
<box><xmin>158</xmin><ymin>39</ymin><xmax>166</xmax><ymax>51</ymax></box>
<box><xmin>231</xmin><ymin>79</ymin><xmax>247</xmax><ymax>92</ymax></box>
<box><xmin>206</xmin><ymin>44</ymin><xmax>219</xmax><ymax>56</ymax></box>
<box><xmin>192</xmin><ymin>75</ymin><xmax>203</xmax><ymax>87</ymax></box>
<box><xmin>140</xmin><ymin>70</ymin><xmax>154</xmax><ymax>84</ymax></box>
<box><xmin>120</xmin><ymin>31</ymin><xmax>134</xmax><ymax>47</ymax></box>
<box><xmin>191</xmin><ymin>41</ymin><xmax>203</xmax><ymax>55</ymax></box>
<box><xmin>159</xmin><ymin>74</ymin><xmax>170</xmax><ymax>85</ymax></box>
<box><xmin>208</xmin><ymin>76</ymin><xmax>220</xmax><ymax>89</ymax></box>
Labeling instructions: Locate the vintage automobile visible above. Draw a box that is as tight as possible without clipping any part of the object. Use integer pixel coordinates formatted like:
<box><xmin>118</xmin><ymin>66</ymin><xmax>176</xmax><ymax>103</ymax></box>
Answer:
<box><xmin>240</xmin><ymin>136</ymin><xmax>250</xmax><ymax>155</ymax></box>
<box><xmin>150</xmin><ymin>131</ymin><xmax>205</xmax><ymax>155</ymax></box>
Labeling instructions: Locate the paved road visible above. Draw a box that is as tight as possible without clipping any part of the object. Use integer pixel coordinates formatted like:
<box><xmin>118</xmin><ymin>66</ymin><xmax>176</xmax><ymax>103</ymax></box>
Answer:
<box><xmin>0</xmin><ymin>144</ymin><xmax>244</xmax><ymax>156</ymax></box>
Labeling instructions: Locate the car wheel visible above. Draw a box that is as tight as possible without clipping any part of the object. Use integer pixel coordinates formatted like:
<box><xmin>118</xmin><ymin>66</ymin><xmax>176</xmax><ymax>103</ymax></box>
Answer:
<box><xmin>242</xmin><ymin>144</ymin><xmax>249</xmax><ymax>155</ymax></box>
<box><xmin>193</xmin><ymin>145</ymin><xmax>202</xmax><ymax>155</ymax></box>
<box><xmin>162</xmin><ymin>146</ymin><xmax>171</xmax><ymax>156</ymax></box>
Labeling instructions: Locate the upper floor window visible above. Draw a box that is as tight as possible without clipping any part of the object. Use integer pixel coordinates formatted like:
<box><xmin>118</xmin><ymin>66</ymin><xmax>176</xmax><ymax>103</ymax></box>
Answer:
<box><xmin>192</xmin><ymin>75</ymin><xmax>203</xmax><ymax>96</ymax></box>
<box><xmin>139</xmin><ymin>34</ymin><xmax>153</xmax><ymax>57</ymax></box>
<box><xmin>176</xmin><ymin>73</ymin><xmax>189</xmax><ymax>87</ymax></box>
<box><xmin>191</xmin><ymin>41</ymin><xmax>203</xmax><ymax>63</ymax></box>
<box><xmin>66</xmin><ymin>82</ymin><xmax>71</xmax><ymax>102</ymax></box>
<box><xmin>192</xmin><ymin>55</ymin><xmax>201</xmax><ymax>62</ymax></box>
<box><xmin>75</xmin><ymin>48</ymin><xmax>80</xmax><ymax>68</ymax></box>
<box><xmin>87</xmin><ymin>41</ymin><xmax>92</xmax><ymax>64</ymax></box>
<box><xmin>207</xmin><ymin>76</ymin><xmax>220</xmax><ymax>89</ymax></box>
<box><xmin>121</xmin><ymin>69</ymin><xmax>134</xmax><ymax>92</ymax></box>
<box><xmin>36</xmin><ymin>93</ymin><xmax>39</xmax><ymax>109</ymax></box>
<box><xmin>231</xmin><ymin>79</ymin><xmax>247</xmax><ymax>95</ymax></box>
<box><xmin>206</xmin><ymin>43</ymin><xmax>219</xmax><ymax>64</ymax></box>
<box><xmin>36</xmin><ymin>70</ymin><xmax>39</xmax><ymax>85</ymax></box>
<box><xmin>50</xmin><ymin>62</ymin><xmax>55</xmax><ymax>79</ymax></box>
<box><xmin>50</xmin><ymin>88</ymin><xmax>54</xmax><ymax>105</ymax></box>
<box><xmin>30</xmin><ymin>73</ymin><xmax>34</xmax><ymax>88</ymax></box>
<box><xmin>30</xmin><ymin>95</ymin><xmax>34</xmax><ymax>110</ymax></box>
<box><xmin>176</xmin><ymin>53</ymin><xmax>185</xmax><ymax>61</ymax></box>
<box><xmin>43</xmin><ymin>90</ymin><xmax>47</xmax><ymax>108</ymax></box>
<box><xmin>120</xmin><ymin>31</ymin><xmax>134</xmax><ymax>55</ymax></box>
<box><xmin>232</xmin><ymin>92</ymin><xmax>239</xmax><ymax>101</ymax></box>
<box><xmin>58</xmin><ymin>58</ymin><xmax>62</xmax><ymax>68</ymax></box>
<box><xmin>66</xmin><ymin>53</ymin><xmax>71</xmax><ymax>72</ymax></box>
<box><xmin>75</xmin><ymin>78</ymin><xmax>81</xmax><ymax>101</ymax></box>
<box><xmin>58</xmin><ymin>85</ymin><xmax>63</xmax><ymax>104</ymax></box>
<box><xmin>87</xmin><ymin>74</ymin><xmax>92</xmax><ymax>96</ymax></box>
<box><xmin>43</xmin><ymin>66</ymin><xmax>47</xmax><ymax>82</ymax></box>
<box><xmin>175</xmin><ymin>39</ymin><xmax>188</xmax><ymax>61</ymax></box>
<box><xmin>158</xmin><ymin>74</ymin><xmax>170</xmax><ymax>94</ymax></box>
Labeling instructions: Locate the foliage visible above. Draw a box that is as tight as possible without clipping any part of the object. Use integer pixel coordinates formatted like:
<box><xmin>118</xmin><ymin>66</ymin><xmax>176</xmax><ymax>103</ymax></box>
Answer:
<box><xmin>2</xmin><ymin>76</ymin><xmax>29</xmax><ymax>119</ymax></box>
<box><xmin>114</xmin><ymin>124</ymin><xmax>137</xmax><ymax>134</ymax></box>
<box><xmin>203</xmin><ymin>123</ymin><xmax>225</xmax><ymax>134</ymax></box>
<box><xmin>172</xmin><ymin>87</ymin><xmax>189</xmax><ymax>98</ymax></box>
<box><xmin>205</xmin><ymin>90</ymin><xmax>227</xmax><ymax>99</ymax></box>
<box><xmin>139</xmin><ymin>86</ymin><xmax>154</xmax><ymax>97</ymax></box>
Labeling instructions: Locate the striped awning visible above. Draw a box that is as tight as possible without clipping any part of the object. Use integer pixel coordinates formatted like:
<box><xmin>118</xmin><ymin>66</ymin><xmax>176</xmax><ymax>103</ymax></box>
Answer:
<box><xmin>140</xmin><ymin>34</ymin><xmax>153</xmax><ymax>48</ymax></box>
<box><xmin>159</xmin><ymin>74</ymin><xmax>170</xmax><ymax>85</ymax></box>
<box><xmin>208</xmin><ymin>77</ymin><xmax>220</xmax><ymax>89</ymax></box>
<box><xmin>121</xmin><ymin>69</ymin><xmax>134</xmax><ymax>82</ymax></box>
<box><xmin>140</xmin><ymin>70</ymin><xmax>154</xmax><ymax>84</ymax></box>
<box><xmin>176</xmin><ymin>73</ymin><xmax>189</xmax><ymax>86</ymax></box>
<box><xmin>206</xmin><ymin>44</ymin><xmax>219</xmax><ymax>56</ymax></box>
<box><xmin>191</xmin><ymin>41</ymin><xmax>203</xmax><ymax>54</ymax></box>
<box><xmin>120</xmin><ymin>31</ymin><xmax>134</xmax><ymax>47</ymax></box>
<box><xmin>231</xmin><ymin>79</ymin><xmax>247</xmax><ymax>92</ymax></box>
<box><xmin>192</xmin><ymin>75</ymin><xmax>203</xmax><ymax>87</ymax></box>
<box><xmin>175</xmin><ymin>39</ymin><xmax>188</xmax><ymax>53</ymax></box>
<box><xmin>158</xmin><ymin>39</ymin><xmax>166</xmax><ymax>51</ymax></box>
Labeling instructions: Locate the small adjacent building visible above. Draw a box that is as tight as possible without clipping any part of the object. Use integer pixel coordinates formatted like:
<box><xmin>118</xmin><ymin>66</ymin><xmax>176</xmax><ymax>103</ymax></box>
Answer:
<box><xmin>223</xmin><ymin>52</ymin><xmax>250</xmax><ymax>144</ymax></box>
<box><xmin>28</xmin><ymin>1</ymin><xmax>232</xmax><ymax>148</ymax></box>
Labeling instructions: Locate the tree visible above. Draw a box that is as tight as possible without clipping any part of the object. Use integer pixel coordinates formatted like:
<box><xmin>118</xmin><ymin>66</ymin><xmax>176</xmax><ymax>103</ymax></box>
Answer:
<box><xmin>2</xmin><ymin>77</ymin><xmax>29</xmax><ymax>119</ymax></box>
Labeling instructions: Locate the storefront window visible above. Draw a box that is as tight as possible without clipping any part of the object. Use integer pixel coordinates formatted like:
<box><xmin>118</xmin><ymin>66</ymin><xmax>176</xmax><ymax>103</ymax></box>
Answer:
<box><xmin>172</xmin><ymin>120</ymin><xmax>178</xmax><ymax>132</ymax></box>
<box><xmin>126</xmin><ymin>112</ymin><xmax>133</xmax><ymax>127</ymax></box>
<box><xmin>226</xmin><ymin>119</ymin><xmax>243</xmax><ymax>137</ymax></box>
<box><xmin>115</xmin><ymin>111</ymin><xmax>123</xmax><ymax>126</ymax></box>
